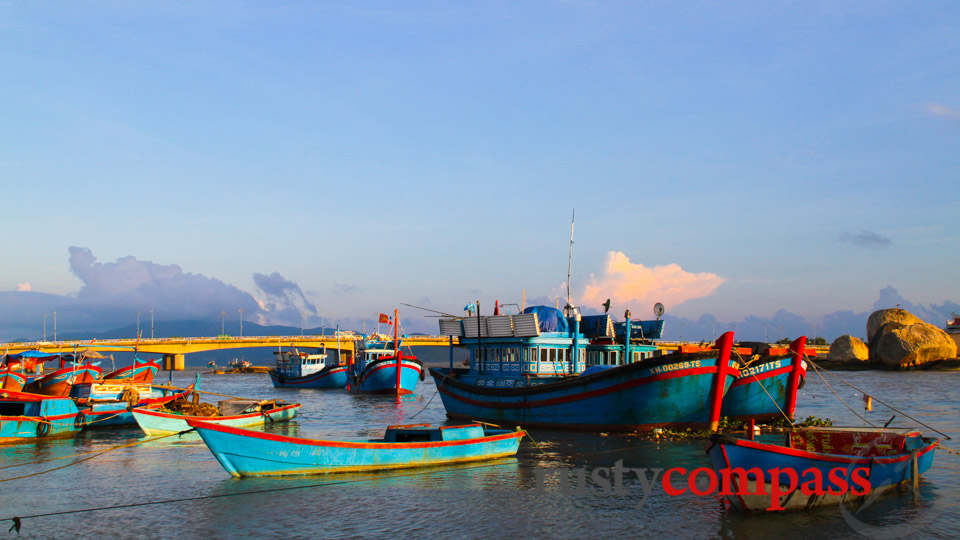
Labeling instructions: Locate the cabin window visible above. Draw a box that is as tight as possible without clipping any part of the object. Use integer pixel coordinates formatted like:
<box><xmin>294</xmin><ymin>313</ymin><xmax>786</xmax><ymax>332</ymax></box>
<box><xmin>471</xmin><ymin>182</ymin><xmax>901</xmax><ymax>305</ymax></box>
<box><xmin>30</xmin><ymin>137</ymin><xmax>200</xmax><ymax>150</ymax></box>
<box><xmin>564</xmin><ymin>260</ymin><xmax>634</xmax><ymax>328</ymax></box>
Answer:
<box><xmin>548</xmin><ymin>349</ymin><xmax>557</xmax><ymax>363</ymax></box>
<box><xmin>611</xmin><ymin>351</ymin><xmax>619</xmax><ymax>365</ymax></box>
<box><xmin>0</xmin><ymin>403</ymin><xmax>26</xmax><ymax>416</ymax></box>
<box><xmin>540</xmin><ymin>348</ymin><xmax>548</xmax><ymax>363</ymax></box>
<box><xmin>633</xmin><ymin>351</ymin><xmax>639</xmax><ymax>363</ymax></box>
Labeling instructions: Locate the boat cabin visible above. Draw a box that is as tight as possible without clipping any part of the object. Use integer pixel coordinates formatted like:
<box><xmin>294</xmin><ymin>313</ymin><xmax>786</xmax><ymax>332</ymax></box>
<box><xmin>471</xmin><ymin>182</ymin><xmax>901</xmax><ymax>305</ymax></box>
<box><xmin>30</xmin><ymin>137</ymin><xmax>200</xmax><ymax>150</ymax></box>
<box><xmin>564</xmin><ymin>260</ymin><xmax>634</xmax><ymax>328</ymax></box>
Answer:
<box><xmin>274</xmin><ymin>348</ymin><xmax>338</xmax><ymax>378</ymax></box>
<box><xmin>382</xmin><ymin>423</ymin><xmax>487</xmax><ymax>443</ymax></box>
<box><xmin>439</xmin><ymin>307</ymin><xmax>663</xmax><ymax>387</ymax></box>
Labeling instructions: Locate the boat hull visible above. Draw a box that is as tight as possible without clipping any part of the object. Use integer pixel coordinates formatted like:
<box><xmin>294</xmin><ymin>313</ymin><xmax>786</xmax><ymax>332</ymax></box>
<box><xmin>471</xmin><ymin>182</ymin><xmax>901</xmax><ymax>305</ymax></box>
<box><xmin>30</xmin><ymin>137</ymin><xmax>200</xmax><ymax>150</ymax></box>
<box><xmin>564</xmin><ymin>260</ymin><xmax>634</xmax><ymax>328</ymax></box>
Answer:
<box><xmin>0</xmin><ymin>370</ymin><xmax>26</xmax><ymax>392</ymax></box>
<box><xmin>132</xmin><ymin>402</ymin><xmax>300</xmax><ymax>436</ymax></box>
<box><xmin>0</xmin><ymin>391</ymin><xmax>81</xmax><ymax>444</ymax></box>
<box><xmin>188</xmin><ymin>420</ymin><xmax>525</xmax><ymax>477</ymax></box>
<box><xmin>350</xmin><ymin>357</ymin><xmax>423</xmax><ymax>395</ymax></box>
<box><xmin>720</xmin><ymin>358</ymin><xmax>805</xmax><ymax>422</ymax></box>
<box><xmin>707</xmin><ymin>431</ymin><xmax>939</xmax><ymax>512</ymax></box>
<box><xmin>31</xmin><ymin>365</ymin><xmax>102</xmax><ymax>397</ymax></box>
<box><xmin>77</xmin><ymin>386</ymin><xmax>193</xmax><ymax>428</ymax></box>
<box><xmin>269</xmin><ymin>365</ymin><xmax>348</xmax><ymax>389</ymax></box>
<box><xmin>103</xmin><ymin>360</ymin><xmax>161</xmax><ymax>383</ymax></box>
<box><xmin>430</xmin><ymin>353</ymin><xmax>738</xmax><ymax>431</ymax></box>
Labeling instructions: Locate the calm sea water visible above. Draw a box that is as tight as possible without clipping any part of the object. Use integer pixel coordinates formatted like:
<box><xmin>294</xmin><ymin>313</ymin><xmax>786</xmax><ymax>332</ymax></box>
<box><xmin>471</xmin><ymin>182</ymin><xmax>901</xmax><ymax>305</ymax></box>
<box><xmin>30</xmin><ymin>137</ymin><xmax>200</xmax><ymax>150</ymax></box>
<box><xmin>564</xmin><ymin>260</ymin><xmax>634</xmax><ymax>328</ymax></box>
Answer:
<box><xmin>2</xmin><ymin>364</ymin><xmax>958</xmax><ymax>539</ymax></box>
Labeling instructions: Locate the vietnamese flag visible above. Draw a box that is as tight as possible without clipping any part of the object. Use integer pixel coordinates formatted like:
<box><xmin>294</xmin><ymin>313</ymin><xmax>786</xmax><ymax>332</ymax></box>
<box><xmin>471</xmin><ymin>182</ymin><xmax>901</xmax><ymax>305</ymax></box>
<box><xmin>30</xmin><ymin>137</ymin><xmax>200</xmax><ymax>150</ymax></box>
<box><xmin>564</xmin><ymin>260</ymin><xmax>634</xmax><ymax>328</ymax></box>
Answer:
<box><xmin>378</xmin><ymin>313</ymin><xmax>392</xmax><ymax>325</ymax></box>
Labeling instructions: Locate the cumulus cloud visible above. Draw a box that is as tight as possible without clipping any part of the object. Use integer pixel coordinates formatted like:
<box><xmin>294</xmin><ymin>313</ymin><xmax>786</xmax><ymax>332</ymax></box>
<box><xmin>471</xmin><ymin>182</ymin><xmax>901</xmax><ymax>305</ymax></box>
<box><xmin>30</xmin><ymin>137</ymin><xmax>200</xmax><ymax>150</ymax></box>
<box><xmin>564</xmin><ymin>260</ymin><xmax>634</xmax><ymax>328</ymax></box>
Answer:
<box><xmin>67</xmin><ymin>246</ymin><xmax>264</xmax><ymax>325</ymax></box>
<box><xmin>253</xmin><ymin>271</ymin><xmax>317</xmax><ymax>326</ymax></box>
<box><xmin>579</xmin><ymin>252</ymin><xmax>725</xmax><ymax>314</ymax></box>
<box><xmin>839</xmin><ymin>230</ymin><xmax>892</xmax><ymax>247</ymax></box>
<box><xmin>16</xmin><ymin>283</ymin><xmax>31</xmax><ymax>292</ymax></box>
<box><xmin>926</xmin><ymin>103</ymin><xmax>960</xmax><ymax>119</ymax></box>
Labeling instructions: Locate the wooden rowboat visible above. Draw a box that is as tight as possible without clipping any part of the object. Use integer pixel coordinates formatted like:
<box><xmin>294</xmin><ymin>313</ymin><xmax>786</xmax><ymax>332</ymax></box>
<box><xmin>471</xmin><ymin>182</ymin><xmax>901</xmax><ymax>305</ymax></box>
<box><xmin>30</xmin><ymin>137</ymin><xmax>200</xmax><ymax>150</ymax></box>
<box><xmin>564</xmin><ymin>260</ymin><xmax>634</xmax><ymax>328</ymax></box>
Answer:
<box><xmin>706</xmin><ymin>426</ymin><xmax>939</xmax><ymax>512</ymax></box>
<box><xmin>132</xmin><ymin>399</ymin><xmax>300</xmax><ymax>436</ymax></box>
<box><xmin>187</xmin><ymin>421</ymin><xmax>525</xmax><ymax>477</ymax></box>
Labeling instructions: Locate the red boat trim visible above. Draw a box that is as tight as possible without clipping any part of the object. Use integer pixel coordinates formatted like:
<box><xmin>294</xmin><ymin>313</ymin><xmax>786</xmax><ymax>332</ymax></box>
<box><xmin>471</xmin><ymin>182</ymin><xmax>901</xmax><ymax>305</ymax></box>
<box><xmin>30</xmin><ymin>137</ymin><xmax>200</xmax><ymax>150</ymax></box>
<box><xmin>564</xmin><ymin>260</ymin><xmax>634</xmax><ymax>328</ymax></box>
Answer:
<box><xmin>188</xmin><ymin>419</ymin><xmax>525</xmax><ymax>449</ymax></box>
<box><xmin>727</xmin><ymin>436</ymin><xmax>939</xmax><ymax>464</ymax></box>
<box><xmin>437</xmin><ymin>365</ymin><xmax>725</xmax><ymax>410</ymax></box>
<box><xmin>720</xmin><ymin>444</ymin><xmax>750</xmax><ymax>513</ymax></box>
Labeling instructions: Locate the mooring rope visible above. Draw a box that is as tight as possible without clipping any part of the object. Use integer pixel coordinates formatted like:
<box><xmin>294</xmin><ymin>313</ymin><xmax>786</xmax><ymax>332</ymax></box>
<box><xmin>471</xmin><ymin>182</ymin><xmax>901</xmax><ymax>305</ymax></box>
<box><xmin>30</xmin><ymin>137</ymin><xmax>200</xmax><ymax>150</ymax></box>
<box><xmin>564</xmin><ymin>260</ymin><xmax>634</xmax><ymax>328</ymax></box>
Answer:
<box><xmin>805</xmin><ymin>353</ymin><xmax>877</xmax><ymax>427</ymax></box>
<box><xmin>804</xmin><ymin>355</ymin><xmax>953</xmax><ymax>440</ymax></box>
<box><xmin>731</xmin><ymin>349</ymin><xmax>793</xmax><ymax>425</ymax></box>
<box><xmin>0</xmin><ymin>459</ymin><xmax>517</xmax><ymax>533</ymax></box>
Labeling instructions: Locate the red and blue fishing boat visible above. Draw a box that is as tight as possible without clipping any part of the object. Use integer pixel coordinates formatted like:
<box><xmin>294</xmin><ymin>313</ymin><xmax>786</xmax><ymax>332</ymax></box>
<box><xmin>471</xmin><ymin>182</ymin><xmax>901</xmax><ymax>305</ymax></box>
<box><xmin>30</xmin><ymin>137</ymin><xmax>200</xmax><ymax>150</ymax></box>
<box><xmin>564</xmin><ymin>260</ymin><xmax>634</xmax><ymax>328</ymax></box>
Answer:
<box><xmin>720</xmin><ymin>336</ymin><xmax>808</xmax><ymax>422</ymax></box>
<box><xmin>3</xmin><ymin>350</ymin><xmax>59</xmax><ymax>386</ymax></box>
<box><xmin>347</xmin><ymin>310</ymin><xmax>423</xmax><ymax>395</ymax></box>
<box><xmin>707</xmin><ymin>426</ymin><xmax>939</xmax><ymax>512</ymax></box>
<box><xmin>430</xmin><ymin>306</ymin><xmax>739</xmax><ymax>431</ymax></box>
<box><xmin>133</xmin><ymin>399</ymin><xmax>300</xmax><ymax>436</ymax></box>
<box><xmin>187</xmin><ymin>420</ymin><xmax>525</xmax><ymax>477</ymax></box>
<box><xmin>102</xmin><ymin>358</ymin><xmax>161</xmax><ymax>383</ymax></box>
<box><xmin>0</xmin><ymin>391</ymin><xmax>82</xmax><ymax>443</ymax></box>
<box><xmin>269</xmin><ymin>347</ymin><xmax>348</xmax><ymax>389</ymax></box>
<box><xmin>30</xmin><ymin>361</ymin><xmax>102</xmax><ymax>397</ymax></box>
<box><xmin>0</xmin><ymin>369</ymin><xmax>26</xmax><ymax>392</ymax></box>
<box><xmin>73</xmin><ymin>378</ymin><xmax>196</xmax><ymax>428</ymax></box>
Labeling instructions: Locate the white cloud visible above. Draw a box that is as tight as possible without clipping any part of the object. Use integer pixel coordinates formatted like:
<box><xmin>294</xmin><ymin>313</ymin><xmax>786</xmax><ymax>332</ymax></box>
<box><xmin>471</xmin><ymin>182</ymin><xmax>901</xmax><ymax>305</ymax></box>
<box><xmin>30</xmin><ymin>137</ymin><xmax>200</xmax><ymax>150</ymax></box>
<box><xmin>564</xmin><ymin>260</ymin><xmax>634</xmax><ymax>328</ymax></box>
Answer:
<box><xmin>16</xmin><ymin>282</ymin><xmax>31</xmax><ymax>292</ymax></box>
<box><xmin>926</xmin><ymin>103</ymin><xmax>960</xmax><ymax>119</ymax></box>
<box><xmin>579</xmin><ymin>252</ymin><xmax>725</xmax><ymax>314</ymax></box>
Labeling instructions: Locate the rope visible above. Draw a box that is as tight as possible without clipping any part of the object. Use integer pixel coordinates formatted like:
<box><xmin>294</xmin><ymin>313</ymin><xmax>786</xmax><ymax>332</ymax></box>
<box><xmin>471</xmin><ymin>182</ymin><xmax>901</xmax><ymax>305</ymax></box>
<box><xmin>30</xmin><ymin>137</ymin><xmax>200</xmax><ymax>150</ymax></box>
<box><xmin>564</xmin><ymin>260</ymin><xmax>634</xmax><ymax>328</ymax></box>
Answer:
<box><xmin>407</xmin><ymin>390</ymin><xmax>438</xmax><ymax>420</ymax></box>
<box><xmin>807</xmin><ymin>355</ymin><xmax>877</xmax><ymax>427</ymax></box>
<box><xmin>0</xmin><ymin>430</ymin><xmax>186</xmax><ymax>483</ymax></box>
<box><xmin>729</xmin><ymin>349</ymin><xmax>793</xmax><ymax>425</ymax></box>
<box><xmin>804</xmin><ymin>355</ymin><xmax>953</xmax><ymax>441</ymax></box>
<box><xmin>0</xmin><ymin>460</ymin><xmax>517</xmax><ymax>530</ymax></box>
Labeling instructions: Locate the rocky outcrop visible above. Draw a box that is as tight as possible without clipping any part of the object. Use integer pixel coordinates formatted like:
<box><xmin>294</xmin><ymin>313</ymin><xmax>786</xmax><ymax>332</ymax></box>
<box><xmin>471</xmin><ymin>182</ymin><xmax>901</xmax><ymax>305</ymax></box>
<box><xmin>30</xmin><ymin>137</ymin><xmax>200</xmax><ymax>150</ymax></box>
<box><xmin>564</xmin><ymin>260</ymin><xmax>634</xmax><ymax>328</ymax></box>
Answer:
<box><xmin>868</xmin><ymin>309</ymin><xmax>958</xmax><ymax>369</ymax></box>
<box><xmin>866</xmin><ymin>308</ymin><xmax>923</xmax><ymax>344</ymax></box>
<box><xmin>828</xmin><ymin>335</ymin><xmax>869</xmax><ymax>363</ymax></box>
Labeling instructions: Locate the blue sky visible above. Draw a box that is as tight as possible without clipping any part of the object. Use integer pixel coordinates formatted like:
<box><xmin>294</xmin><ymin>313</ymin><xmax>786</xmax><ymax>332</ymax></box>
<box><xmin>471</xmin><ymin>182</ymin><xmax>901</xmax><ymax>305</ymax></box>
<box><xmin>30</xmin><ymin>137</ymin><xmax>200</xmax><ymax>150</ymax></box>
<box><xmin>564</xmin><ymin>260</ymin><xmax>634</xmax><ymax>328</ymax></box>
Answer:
<box><xmin>2</xmin><ymin>2</ymin><xmax>958</xmax><ymax>341</ymax></box>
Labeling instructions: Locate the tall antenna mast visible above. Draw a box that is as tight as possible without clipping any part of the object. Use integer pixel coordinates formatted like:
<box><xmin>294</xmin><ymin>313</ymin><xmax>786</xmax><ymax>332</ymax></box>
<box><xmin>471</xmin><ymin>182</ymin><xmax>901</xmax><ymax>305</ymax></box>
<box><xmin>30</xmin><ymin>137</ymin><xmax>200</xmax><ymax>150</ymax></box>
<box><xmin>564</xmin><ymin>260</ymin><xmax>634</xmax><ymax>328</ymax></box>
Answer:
<box><xmin>566</xmin><ymin>209</ymin><xmax>575</xmax><ymax>313</ymax></box>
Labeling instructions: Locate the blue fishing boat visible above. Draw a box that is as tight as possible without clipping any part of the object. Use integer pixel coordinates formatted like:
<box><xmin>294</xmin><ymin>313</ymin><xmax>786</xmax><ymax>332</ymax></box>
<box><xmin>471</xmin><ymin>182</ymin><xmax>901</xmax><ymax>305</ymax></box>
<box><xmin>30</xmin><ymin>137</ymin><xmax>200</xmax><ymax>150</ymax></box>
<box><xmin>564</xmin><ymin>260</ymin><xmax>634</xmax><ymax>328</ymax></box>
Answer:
<box><xmin>0</xmin><ymin>369</ymin><xmax>26</xmax><ymax>392</ymax></box>
<box><xmin>347</xmin><ymin>310</ymin><xmax>423</xmax><ymax>395</ymax></box>
<box><xmin>720</xmin><ymin>336</ymin><xmax>808</xmax><ymax>422</ymax></box>
<box><xmin>187</xmin><ymin>420</ymin><xmax>525</xmax><ymax>477</ymax></box>
<box><xmin>269</xmin><ymin>347</ymin><xmax>348</xmax><ymax>389</ymax></box>
<box><xmin>0</xmin><ymin>391</ymin><xmax>81</xmax><ymax>443</ymax></box>
<box><xmin>430</xmin><ymin>306</ymin><xmax>739</xmax><ymax>431</ymax></box>
<box><xmin>73</xmin><ymin>378</ymin><xmax>195</xmax><ymax>428</ymax></box>
<box><xmin>132</xmin><ymin>398</ymin><xmax>300</xmax><ymax>436</ymax></box>
<box><xmin>707</xmin><ymin>426</ymin><xmax>939</xmax><ymax>512</ymax></box>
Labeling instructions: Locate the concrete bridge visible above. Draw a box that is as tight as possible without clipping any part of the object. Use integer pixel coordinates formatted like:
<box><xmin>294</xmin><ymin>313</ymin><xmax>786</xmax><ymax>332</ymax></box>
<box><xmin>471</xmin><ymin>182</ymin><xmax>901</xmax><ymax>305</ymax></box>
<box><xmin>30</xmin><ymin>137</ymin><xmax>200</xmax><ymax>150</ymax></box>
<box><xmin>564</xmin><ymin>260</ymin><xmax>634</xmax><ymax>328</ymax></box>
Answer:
<box><xmin>2</xmin><ymin>334</ymin><xmax>457</xmax><ymax>370</ymax></box>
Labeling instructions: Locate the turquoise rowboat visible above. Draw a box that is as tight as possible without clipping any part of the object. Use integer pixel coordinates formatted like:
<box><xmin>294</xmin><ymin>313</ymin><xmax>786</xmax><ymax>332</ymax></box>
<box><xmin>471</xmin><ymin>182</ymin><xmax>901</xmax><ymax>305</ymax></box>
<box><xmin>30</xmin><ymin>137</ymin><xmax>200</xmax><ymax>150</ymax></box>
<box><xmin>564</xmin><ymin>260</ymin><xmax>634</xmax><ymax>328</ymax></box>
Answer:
<box><xmin>187</xmin><ymin>421</ymin><xmax>526</xmax><ymax>477</ymax></box>
<box><xmin>132</xmin><ymin>400</ymin><xmax>300</xmax><ymax>436</ymax></box>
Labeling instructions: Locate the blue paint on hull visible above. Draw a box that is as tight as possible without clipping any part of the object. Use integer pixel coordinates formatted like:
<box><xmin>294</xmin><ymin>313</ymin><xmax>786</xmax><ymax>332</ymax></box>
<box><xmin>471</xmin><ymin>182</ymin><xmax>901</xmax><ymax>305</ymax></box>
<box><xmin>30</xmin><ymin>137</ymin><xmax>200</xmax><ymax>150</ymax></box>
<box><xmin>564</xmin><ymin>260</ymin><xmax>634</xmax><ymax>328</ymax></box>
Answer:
<box><xmin>0</xmin><ymin>393</ymin><xmax>80</xmax><ymax>443</ymax></box>
<box><xmin>430</xmin><ymin>354</ymin><xmax>737</xmax><ymax>430</ymax></box>
<box><xmin>189</xmin><ymin>421</ymin><xmax>525</xmax><ymax>477</ymax></box>
<box><xmin>269</xmin><ymin>366</ymin><xmax>348</xmax><ymax>389</ymax></box>
<box><xmin>349</xmin><ymin>358</ymin><xmax>423</xmax><ymax>394</ymax></box>
<box><xmin>720</xmin><ymin>356</ymin><xmax>805</xmax><ymax>421</ymax></box>
<box><xmin>707</xmin><ymin>428</ymin><xmax>938</xmax><ymax>512</ymax></box>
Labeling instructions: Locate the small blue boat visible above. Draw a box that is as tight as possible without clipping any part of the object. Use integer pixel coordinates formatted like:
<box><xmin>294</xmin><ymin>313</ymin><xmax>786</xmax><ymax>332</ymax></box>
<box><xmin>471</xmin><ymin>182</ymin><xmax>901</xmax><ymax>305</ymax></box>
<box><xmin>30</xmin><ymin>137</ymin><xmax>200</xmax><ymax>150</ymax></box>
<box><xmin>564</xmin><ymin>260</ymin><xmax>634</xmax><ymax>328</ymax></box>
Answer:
<box><xmin>347</xmin><ymin>310</ymin><xmax>423</xmax><ymax>395</ymax></box>
<box><xmin>269</xmin><ymin>348</ymin><xmax>348</xmax><ymax>389</ymax></box>
<box><xmin>187</xmin><ymin>420</ymin><xmax>525</xmax><ymax>477</ymax></box>
<box><xmin>707</xmin><ymin>426</ymin><xmax>939</xmax><ymax>512</ymax></box>
<box><xmin>0</xmin><ymin>390</ymin><xmax>81</xmax><ymax>443</ymax></box>
<box><xmin>720</xmin><ymin>336</ymin><xmax>808</xmax><ymax>422</ymax></box>
<box><xmin>431</xmin><ymin>307</ymin><xmax>739</xmax><ymax>431</ymax></box>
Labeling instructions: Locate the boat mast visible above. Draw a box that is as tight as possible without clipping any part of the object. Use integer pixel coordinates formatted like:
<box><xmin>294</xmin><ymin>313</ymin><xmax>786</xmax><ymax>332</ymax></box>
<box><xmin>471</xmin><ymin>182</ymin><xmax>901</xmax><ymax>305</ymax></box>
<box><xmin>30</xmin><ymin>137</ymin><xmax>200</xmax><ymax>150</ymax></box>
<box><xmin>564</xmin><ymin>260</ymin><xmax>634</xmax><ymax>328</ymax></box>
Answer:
<box><xmin>566</xmin><ymin>209</ymin><xmax>574</xmax><ymax>315</ymax></box>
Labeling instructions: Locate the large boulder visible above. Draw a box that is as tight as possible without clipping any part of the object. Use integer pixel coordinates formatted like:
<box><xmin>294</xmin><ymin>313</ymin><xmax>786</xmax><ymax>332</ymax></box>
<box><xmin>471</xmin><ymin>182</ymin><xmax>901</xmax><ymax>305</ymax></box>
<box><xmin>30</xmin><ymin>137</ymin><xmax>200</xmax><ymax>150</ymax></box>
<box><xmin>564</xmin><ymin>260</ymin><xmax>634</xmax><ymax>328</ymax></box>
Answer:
<box><xmin>828</xmin><ymin>335</ymin><xmax>869</xmax><ymax>363</ymax></box>
<box><xmin>869</xmin><ymin>314</ymin><xmax>957</xmax><ymax>369</ymax></box>
<box><xmin>866</xmin><ymin>308</ymin><xmax>923</xmax><ymax>344</ymax></box>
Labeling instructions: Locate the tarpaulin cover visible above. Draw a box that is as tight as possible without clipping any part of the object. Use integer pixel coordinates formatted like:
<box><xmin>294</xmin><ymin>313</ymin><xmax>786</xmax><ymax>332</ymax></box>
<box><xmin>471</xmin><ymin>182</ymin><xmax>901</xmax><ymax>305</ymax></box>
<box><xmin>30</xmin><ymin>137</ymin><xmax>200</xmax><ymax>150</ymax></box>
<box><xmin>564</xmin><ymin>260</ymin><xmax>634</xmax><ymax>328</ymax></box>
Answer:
<box><xmin>614</xmin><ymin>319</ymin><xmax>664</xmax><ymax>340</ymax></box>
<box><xmin>523</xmin><ymin>306</ymin><xmax>570</xmax><ymax>334</ymax></box>
<box><xmin>579</xmin><ymin>315</ymin><xmax>613</xmax><ymax>339</ymax></box>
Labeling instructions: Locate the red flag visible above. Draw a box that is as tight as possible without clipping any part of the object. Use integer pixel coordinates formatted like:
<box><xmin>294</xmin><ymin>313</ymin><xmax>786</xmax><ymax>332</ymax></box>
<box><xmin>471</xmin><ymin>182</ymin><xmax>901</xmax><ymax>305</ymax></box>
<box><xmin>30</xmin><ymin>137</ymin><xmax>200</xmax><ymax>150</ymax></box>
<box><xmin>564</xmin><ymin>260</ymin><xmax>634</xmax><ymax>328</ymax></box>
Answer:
<box><xmin>378</xmin><ymin>313</ymin><xmax>392</xmax><ymax>325</ymax></box>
